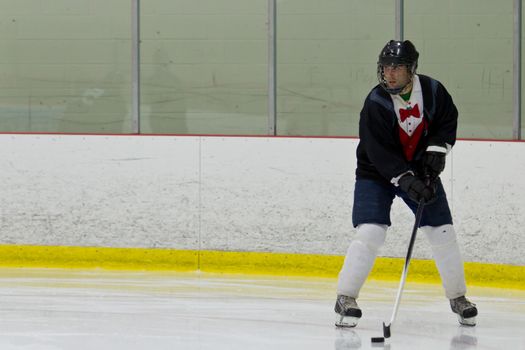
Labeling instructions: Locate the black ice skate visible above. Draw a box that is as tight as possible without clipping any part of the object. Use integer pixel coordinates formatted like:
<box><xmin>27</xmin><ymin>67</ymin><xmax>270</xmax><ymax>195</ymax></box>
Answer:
<box><xmin>334</xmin><ymin>295</ymin><xmax>362</xmax><ymax>328</ymax></box>
<box><xmin>450</xmin><ymin>296</ymin><xmax>477</xmax><ymax>326</ymax></box>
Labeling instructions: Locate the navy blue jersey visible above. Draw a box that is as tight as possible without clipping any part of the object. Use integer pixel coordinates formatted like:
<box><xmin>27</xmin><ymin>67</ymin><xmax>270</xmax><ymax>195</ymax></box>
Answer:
<box><xmin>356</xmin><ymin>74</ymin><xmax>458</xmax><ymax>184</ymax></box>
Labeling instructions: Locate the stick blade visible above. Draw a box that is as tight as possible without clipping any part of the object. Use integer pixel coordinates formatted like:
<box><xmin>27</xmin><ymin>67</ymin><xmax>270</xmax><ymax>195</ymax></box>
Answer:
<box><xmin>383</xmin><ymin>322</ymin><xmax>391</xmax><ymax>338</ymax></box>
<box><xmin>371</xmin><ymin>337</ymin><xmax>385</xmax><ymax>343</ymax></box>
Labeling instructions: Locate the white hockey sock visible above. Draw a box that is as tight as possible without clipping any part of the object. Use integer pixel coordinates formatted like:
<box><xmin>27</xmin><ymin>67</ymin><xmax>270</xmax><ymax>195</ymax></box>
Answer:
<box><xmin>337</xmin><ymin>224</ymin><xmax>387</xmax><ymax>298</ymax></box>
<box><xmin>422</xmin><ymin>224</ymin><xmax>467</xmax><ymax>299</ymax></box>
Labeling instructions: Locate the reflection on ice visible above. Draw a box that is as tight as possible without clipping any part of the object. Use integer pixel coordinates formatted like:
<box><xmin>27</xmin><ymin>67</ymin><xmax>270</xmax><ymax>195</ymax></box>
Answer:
<box><xmin>450</xmin><ymin>326</ymin><xmax>478</xmax><ymax>350</ymax></box>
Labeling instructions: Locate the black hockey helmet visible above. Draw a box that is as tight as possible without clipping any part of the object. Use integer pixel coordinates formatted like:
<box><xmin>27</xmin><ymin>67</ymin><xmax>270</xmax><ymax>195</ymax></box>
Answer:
<box><xmin>377</xmin><ymin>40</ymin><xmax>419</xmax><ymax>94</ymax></box>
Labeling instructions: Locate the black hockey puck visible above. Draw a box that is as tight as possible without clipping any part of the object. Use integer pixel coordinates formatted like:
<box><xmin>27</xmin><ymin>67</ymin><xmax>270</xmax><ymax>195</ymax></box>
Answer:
<box><xmin>371</xmin><ymin>337</ymin><xmax>385</xmax><ymax>343</ymax></box>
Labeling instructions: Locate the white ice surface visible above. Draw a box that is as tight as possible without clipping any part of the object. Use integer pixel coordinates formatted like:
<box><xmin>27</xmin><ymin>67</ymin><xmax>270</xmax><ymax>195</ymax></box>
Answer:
<box><xmin>0</xmin><ymin>268</ymin><xmax>523</xmax><ymax>350</ymax></box>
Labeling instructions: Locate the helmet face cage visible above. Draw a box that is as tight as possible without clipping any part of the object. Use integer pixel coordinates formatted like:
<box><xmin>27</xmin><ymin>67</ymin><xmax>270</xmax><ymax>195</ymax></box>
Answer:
<box><xmin>376</xmin><ymin>40</ymin><xmax>419</xmax><ymax>94</ymax></box>
<box><xmin>377</xmin><ymin>61</ymin><xmax>417</xmax><ymax>95</ymax></box>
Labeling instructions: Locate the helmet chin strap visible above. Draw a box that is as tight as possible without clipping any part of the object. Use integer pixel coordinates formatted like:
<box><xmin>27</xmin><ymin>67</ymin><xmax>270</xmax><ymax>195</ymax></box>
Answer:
<box><xmin>399</xmin><ymin>79</ymin><xmax>414</xmax><ymax>95</ymax></box>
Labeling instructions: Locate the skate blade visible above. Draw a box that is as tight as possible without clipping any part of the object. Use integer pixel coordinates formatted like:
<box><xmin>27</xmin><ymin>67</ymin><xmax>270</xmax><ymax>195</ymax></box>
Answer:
<box><xmin>457</xmin><ymin>314</ymin><xmax>476</xmax><ymax>326</ymax></box>
<box><xmin>335</xmin><ymin>314</ymin><xmax>359</xmax><ymax>328</ymax></box>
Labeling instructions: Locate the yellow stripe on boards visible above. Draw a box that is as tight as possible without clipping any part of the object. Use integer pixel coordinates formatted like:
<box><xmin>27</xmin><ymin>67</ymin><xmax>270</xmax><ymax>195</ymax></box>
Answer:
<box><xmin>0</xmin><ymin>245</ymin><xmax>198</xmax><ymax>271</ymax></box>
<box><xmin>0</xmin><ymin>245</ymin><xmax>522</xmax><ymax>290</ymax></box>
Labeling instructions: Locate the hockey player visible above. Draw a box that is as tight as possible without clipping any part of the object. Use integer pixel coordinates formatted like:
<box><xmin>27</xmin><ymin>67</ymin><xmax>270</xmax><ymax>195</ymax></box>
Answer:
<box><xmin>335</xmin><ymin>40</ymin><xmax>477</xmax><ymax>328</ymax></box>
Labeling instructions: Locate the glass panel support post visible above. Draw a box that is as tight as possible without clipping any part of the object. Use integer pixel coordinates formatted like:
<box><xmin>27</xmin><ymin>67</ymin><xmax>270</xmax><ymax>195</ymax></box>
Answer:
<box><xmin>395</xmin><ymin>0</ymin><xmax>404</xmax><ymax>41</ymax></box>
<box><xmin>132</xmin><ymin>0</ymin><xmax>141</xmax><ymax>134</ymax></box>
<box><xmin>514</xmin><ymin>0</ymin><xmax>522</xmax><ymax>139</ymax></box>
<box><xmin>267</xmin><ymin>0</ymin><xmax>277</xmax><ymax>135</ymax></box>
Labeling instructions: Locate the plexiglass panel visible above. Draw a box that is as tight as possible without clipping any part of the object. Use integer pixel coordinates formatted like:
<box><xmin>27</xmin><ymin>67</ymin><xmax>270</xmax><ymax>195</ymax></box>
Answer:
<box><xmin>0</xmin><ymin>1</ymin><xmax>520</xmax><ymax>139</ymax></box>
<box><xmin>276</xmin><ymin>0</ymin><xmax>395</xmax><ymax>136</ymax></box>
<box><xmin>405</xmin><ymin>0</ymin><xmax>514</xmax><ymax>139</ymax></box>
<box><xmin>0</xmin><ymin>0</ymin><xmax>132</xmax><ymax>133</ymax></box>
<box><xmin>140</xmin><ymin>0</ymin><xmax>268</xmax><ymax>135</ymax></box>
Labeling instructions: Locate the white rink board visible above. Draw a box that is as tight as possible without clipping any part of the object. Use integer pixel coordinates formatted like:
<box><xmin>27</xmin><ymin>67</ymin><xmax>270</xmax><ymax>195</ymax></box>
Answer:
<box><xmin>0</xmin><ymin>134</ymin><xmax>524</xmax><ymax>265</ymax></box>
<box><xmin>0</xmin><ymin>135</ymin><xmax>201</xmax><ymax>249</ymax></box>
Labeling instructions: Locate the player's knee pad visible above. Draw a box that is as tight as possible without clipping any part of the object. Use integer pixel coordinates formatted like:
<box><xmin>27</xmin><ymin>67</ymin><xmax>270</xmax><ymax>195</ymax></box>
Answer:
<box><xmin>421</xmin><ymin>224</ymin><xmax>457</xmax><ymax>248</ymax></box>
<box><xmin>354</xmin><ymin>223</ymin><xmax>387</xmax><ymax>252</ymax></box>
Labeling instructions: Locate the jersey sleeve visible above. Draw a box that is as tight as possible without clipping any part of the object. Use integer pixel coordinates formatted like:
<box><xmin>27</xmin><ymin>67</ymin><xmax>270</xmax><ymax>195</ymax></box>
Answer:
<box><xmin>427</xmin><ymin>82</ymin><xmax>458</xmax><ymax>149</ymax></box>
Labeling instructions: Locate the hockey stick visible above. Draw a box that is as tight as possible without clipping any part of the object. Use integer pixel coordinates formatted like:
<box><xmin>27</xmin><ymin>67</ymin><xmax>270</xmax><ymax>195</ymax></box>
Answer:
<box><xmin>384</xmin><ymin>197</ymin><xmax>425</xmax><ymax>337</ymax></box>
<box><xmin>371</xmin><ymin>197</ymin><xmax>426</xmax><ymax>343</ymax></box>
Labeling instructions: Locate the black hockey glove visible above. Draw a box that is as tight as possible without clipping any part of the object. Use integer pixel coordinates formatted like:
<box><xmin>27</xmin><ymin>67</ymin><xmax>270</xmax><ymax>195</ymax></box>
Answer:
<box><xmin>398</xmin><ymin>174</ymin><xmax>435</xmax><ymax>203</ymax></box>
<box><xmin>423</xmin><ymin>151</ymin><xmax>446</xmax><ymax>180</ymax></box>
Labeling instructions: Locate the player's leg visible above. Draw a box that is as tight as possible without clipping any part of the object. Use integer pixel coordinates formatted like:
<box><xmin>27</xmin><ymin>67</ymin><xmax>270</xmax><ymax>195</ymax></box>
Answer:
<box><xmin>399</xmin><ymin>178</ymin><xmax>477</xmax><ymax>326</ymax></box>
<box><xmin>335</xmin><ymin>179</ymin><xmax>394</xmax><ymax>327</ymax></box>
<box><xmin>335</xmin><ymin>223</ymin><xmax>387</xmax><ymax>326</ymax></box>
<box><xmin>422</xmin><ymin>224</ymin><xmax>477</xmax><ymax>326</ymax></box>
